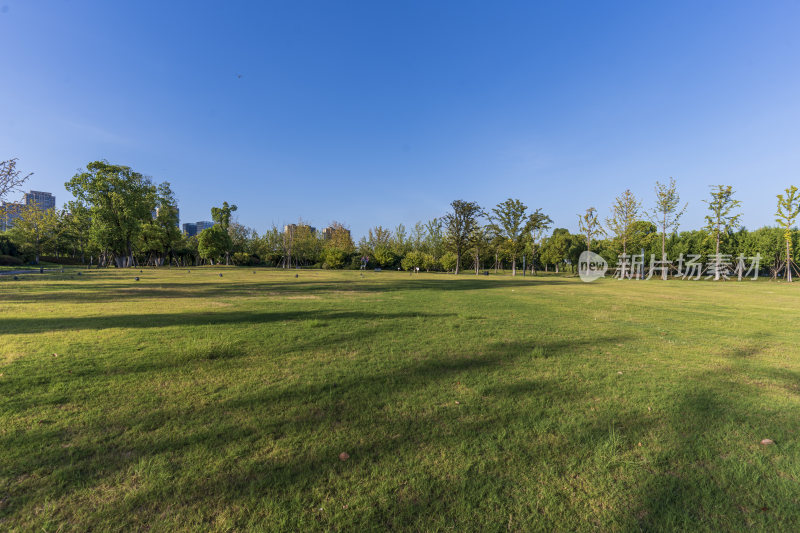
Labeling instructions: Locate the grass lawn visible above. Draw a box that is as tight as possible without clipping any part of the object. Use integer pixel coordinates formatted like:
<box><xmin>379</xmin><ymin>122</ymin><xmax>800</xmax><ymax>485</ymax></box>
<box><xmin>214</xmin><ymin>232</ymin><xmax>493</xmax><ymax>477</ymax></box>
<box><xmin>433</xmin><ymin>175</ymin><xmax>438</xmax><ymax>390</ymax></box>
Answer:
<box><xmin>2</xmin><ymin>268</ymin><xmax>800</xmax><ymax>531</ymax></box>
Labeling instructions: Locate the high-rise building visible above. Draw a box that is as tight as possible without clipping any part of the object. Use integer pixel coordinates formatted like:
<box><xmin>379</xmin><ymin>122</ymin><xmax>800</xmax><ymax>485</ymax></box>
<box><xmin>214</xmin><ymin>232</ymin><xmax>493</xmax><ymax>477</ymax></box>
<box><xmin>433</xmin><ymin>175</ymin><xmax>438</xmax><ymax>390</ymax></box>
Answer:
<box><xmin>182</xmin><ymin>223</ymin><xmax>198</xmax><ymax>236</ymax></box>
<box><xmin>1</xmin><ymin>190</ymin><xmax>56</xmax><ymax>230</ymax></box>
<box><xmin>322</xmin><ymin>226</ymin><xmax>350</xmax><ymax>240</ymax></box>
<box><xmin>182</xmin><ymin>220</ymin><xmax>215</xmax><ymax>237</ymax></box>
<box><xmin>196</xmin><ymin>221</ymin><xmax>215</xmax><ymax>232</ymax></box>
<box><xmin>24</xmin><ymin>191</ymin><xmax>55</xmax><ymax>210</ymax></box>
<box><xmin>284</xmin><ymin>224</ymin><xmax>316</xmax><ymax>236</ymax></box>
<box><xmin>0</xmin><ymin>202</ymin><xmax>24</xmax><ymax>231</ymax></box>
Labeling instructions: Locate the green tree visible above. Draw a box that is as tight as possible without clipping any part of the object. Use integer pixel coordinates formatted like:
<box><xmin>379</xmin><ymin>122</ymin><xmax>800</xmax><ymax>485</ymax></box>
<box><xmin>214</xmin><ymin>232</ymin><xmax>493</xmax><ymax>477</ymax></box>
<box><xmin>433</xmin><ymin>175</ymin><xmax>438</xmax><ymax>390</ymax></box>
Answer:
<box><xmin>65</xmin><ymin>162</ymin><xmax>157</xmax><ymax>268</ymax></box>
<box><xmin>606</xmin><ymin>189</ymin><xmax>641</xmax><ymax>257</ymax></box>
<box><xmin>541</xmin><ymin>228</ymin><xmax>571</xmax><ymax>272</ymax></box>
<box><xmin>9</xmin><ymin>203</ymin><xmax>58</xmax><ymax>264</ymax></box>
<box><xmin>775</xmin><ymin>185</ymin><xmax>800</xmax><ymax>282</ymax></box>
<box><xmin>197</xmin><ymin>225</ymin><xmax>231</xmax><ymax>265</ymax></box>
<box><xmin>647</xmin><ymin>178</ymin><xmax>687</xmax><ymax>279</ymax></box>
<box><xmin>139</xmin><ymin>182</ymin><xmax>181</xmax><ymax>266</ymax></box>
<box><xmin>210</xmin><ymin>201</ymin><xmax>238</xmax><ymax>265</ymax></box>
<box><xmin>704</xmin><ymin>185</ymin><xmax>742</xmax><ymax>280</ymax></box>
<box><xmin>577</xmin><ymin>207</ymin><xmax>604</xmax><ymax>252</ymax></box>
<box><xmin>323</xmin><ymin>222</ymin><xmax>355</xmax><ymax>269</ymax></box>
<box><xmin>440</xmin><ymin>251</ymin><xmax>458</xmax><ymax>273</ymax></box>
<box><xmin>489</xmin><ymin>198</ymin><xmax>530</xmax><ymax>276</ymax></box>
<box><xmin>443</xmin><ymin>200</ymin><xmax>483</xmax><ymax>275</ymax></box>
<box><xmin>525</xmin><ymin>209</ymin><xmax>552</xmax><ymax>274</ymax></box>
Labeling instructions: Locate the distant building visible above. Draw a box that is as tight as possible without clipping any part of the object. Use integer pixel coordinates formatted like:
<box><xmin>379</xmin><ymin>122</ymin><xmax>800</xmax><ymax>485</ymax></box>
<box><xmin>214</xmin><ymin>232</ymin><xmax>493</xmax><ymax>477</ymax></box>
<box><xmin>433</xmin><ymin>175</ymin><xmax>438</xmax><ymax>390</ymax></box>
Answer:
<box><xmin>0</xmin><ymin>202</ymin><xmax>24</xmax><ymax>231</ymax></box>
<box><xmin>284</xmin><ymin>224</ymin><xmax>316</xmax><ymax>236</ymax></box>
<box><xmin>182</xmin><ymin>220</ymin><xmax>215</xmax><ymax>237</ymax></box>
<box><xmin>182</xmin><ymin>223</ymin><xmax>197</xmax><ymax>236</ymax></box>
<box><xmin>1</xmin><ymin>190</ymin><xmax>56</xmax><ymax>230</ymax></box>
<box><xmin>196</xmin><ymin>220</ymin><xmax>214</xmax><ymax>232</ymax></box>
<box><xmin>25</xmin><ymin>191</ymin><xmax>56</xmax><ymax>210</ymax></box>
<box><xmin>322</xmin><ymin>226</ymin><xmax>350</xmax><ymax>240</ymax></box>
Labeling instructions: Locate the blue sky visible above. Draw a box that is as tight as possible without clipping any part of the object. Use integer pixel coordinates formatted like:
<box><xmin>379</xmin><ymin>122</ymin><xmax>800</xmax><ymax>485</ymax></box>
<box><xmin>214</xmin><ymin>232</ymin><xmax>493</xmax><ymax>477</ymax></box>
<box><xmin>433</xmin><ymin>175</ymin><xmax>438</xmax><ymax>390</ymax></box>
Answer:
<box><xmin>2</xmin><ymin>1</ymin><xmax>800</xmax><ymax>238</ymax></box>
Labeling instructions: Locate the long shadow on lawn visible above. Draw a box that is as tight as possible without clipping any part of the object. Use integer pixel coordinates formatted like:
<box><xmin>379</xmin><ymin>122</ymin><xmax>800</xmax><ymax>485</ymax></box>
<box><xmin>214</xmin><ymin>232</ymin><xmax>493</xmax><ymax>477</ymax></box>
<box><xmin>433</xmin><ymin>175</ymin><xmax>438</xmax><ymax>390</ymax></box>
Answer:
<box><xmin>0</xmin><ymin>309</ymin><xmax>452</xmax><ymax>335</ymax></box>
<box><xmin>0</xmin><ymin>276</ymin><xmax>575</xmax><ymax>304</ymax></box>
<box><xmin>633</xmin><ymin>364</ymin><xmax>800</xmax><ymax>530</ymax></box>
<box><xmin>0</xmin><ymin>334</ymin><xmax>633</xmax><ymax>529</ymax></box>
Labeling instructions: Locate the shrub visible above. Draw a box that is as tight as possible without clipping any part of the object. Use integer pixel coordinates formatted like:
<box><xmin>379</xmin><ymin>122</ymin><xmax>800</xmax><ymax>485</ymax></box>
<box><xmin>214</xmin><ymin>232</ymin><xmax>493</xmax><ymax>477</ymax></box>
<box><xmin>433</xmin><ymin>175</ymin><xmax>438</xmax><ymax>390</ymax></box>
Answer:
<box><xmin>440</xmin><ymin>251</ymin><xmax>458</xmax><ymax>272</ymax></box>
<box><xmin>0</xmin><ymin>254</ymin><xmax>23</xmax><ymax>266</ymax></box>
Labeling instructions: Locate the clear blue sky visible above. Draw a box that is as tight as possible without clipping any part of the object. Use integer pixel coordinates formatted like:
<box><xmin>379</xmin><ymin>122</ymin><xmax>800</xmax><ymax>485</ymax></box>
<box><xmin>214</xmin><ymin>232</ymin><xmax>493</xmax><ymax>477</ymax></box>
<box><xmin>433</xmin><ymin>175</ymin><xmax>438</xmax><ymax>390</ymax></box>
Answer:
<box><xmin>3</xmin><ymin>1</ymin><xmax>800</xmax><ymax>238</ymax></box>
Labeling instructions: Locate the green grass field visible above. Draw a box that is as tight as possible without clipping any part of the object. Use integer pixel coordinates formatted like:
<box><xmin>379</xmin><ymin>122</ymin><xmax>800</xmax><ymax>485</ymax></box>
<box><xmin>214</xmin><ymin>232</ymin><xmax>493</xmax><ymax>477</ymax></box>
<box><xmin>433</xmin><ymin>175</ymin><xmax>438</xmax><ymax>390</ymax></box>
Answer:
<box><xmin>2</xmin><ymin>268</ymin><xmax>800</xmax><ymax>531</ymax></box>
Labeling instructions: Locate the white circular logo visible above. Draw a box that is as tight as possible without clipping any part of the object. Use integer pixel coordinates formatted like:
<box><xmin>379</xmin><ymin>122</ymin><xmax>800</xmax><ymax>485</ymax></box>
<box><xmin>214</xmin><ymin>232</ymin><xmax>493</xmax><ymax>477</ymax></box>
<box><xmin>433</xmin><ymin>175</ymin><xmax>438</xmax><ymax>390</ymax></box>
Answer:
<box><xmin>578</xmin><ymin>251</ymin><xmax>608</xmax><ymax>282</ymax></box>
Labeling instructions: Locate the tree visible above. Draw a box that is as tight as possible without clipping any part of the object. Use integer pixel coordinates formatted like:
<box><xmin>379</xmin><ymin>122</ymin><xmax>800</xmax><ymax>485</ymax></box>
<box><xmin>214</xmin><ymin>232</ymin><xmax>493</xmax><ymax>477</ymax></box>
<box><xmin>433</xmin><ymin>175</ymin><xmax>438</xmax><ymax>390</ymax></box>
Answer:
<box><xmin>647</xmin><ymin>178</ymin><xmax>687</xmax><ymax>279</ymax></box>
<box><xmin>704</xmin><ymin>185</ymin><xmax>742</xmax><ymax>280</ymax></box>
<box><xmin>210</xmin><ymin>201</ymin><xmax>238</xmax><ymax>265</ymax></box>
<box><xmin>61</xmin><ymin>201</ymin><xmax>91</xmax><ymax>263</ymax></box>
<box><xmin>424</xmin><ymin>218</ymin><xmax>445</xmax><ymax>263</ymax></box>
<box><xmin>525</xmin><ymin>209</ymin><xmax>552</xmax><ymax>274</ymax></box>
<box><xmin>489</xmin><ymin>198</ymin><xmax>530</xmax><ymax>276</ymax></box>
<box><xmin>541</xmin><ymin>228</ymin><xmax>571</xmax><ymax>272</ymax></box>
<box><xmin>443</xmin><ymin>200</ymin><xmax>483</xmax><ymax>275</ymax></box>
<box><xmin>775</xmin><ymin>185</ymin><xmax>800</xmax><ymax>282</ymax></box>
<box><xmin>9</xmin><ymin>203</ymin><xmax>58</xmax><ymax>264</ymax></box>
<box><xmin>440</xmin><ymin>251</ymin><xmax>458</xmax><ymax>273</ymax></box>
<box><xmin>577</xmin><ymin>207</ymin><xmax>604</xmax><ymax>252</ymax></box>
<box><xmin>469</xmin><ymin>225</ymin><xmax>490</xmax><ymax>275</ymax></box>
<box><xmin>65</xmin><ymin>162</ymin><xmax>157</xmax><ymax>268</ymax></box>
<box><xmin>197</xmin><ymin>225</ymin><xmax>231</xmax><ymax>265</ymax></box>
<box><xmin>606</xmin><ymin>189</ymin><xmax>641</xmax><ymax>257</ymax></box>
<box><xmin>323</xmin><ymin>222</ymin><xmax>355</xmax><ymax>269</ymax></box>
<box><xmin>0</xmin><ymin>158</ymin><xmax>32</xmax><ymax>203</ymax></box>
<box><xmin>139</xmin><ymin>182</ymin><xmax>182</xmax><ymax>266</ymax></box>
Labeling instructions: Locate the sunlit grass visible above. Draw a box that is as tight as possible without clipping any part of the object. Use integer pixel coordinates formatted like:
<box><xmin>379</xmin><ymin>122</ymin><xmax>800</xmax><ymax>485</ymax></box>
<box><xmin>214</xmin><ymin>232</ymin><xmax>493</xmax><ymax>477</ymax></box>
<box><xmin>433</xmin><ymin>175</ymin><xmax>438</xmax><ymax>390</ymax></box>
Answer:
<box><xmin>2</xmin><ymin>268</ymin><xmax>800</xmax><ymax>530</ymax></box>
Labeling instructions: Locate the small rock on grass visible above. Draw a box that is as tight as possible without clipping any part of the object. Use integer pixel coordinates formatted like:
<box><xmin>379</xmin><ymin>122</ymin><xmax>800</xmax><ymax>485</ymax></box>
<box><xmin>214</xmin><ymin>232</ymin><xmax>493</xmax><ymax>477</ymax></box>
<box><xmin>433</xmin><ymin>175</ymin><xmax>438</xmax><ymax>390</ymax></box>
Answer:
<box><xmin>761</xmin><ymin>439</ymin><xmax>774</xmax><ymax>445</ymax></box>
<box><xmin>339</xmin><ymin>452</ymin><xmax>350</xmax><ymax>461</ymax></box>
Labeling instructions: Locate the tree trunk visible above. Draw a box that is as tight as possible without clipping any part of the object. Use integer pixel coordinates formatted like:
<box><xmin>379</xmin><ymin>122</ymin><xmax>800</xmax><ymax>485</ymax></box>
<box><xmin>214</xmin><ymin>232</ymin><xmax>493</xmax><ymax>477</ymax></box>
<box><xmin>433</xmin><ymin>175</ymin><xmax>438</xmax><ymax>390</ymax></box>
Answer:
<box><xmin>787</xmin><ymin>240</ymin><xmax>793</xmax><ymax>282</ymax></box>
<box><xmin>511</xmin><ymin>256</ymin><xmax>516</xmax><ymax>276</ymax></box>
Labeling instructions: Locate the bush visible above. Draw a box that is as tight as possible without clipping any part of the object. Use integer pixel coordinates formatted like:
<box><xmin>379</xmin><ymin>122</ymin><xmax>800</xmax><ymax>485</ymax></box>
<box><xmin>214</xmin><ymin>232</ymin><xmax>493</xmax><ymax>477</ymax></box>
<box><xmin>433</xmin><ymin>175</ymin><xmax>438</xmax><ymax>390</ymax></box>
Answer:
<box><xmin>231</xmin><ymin>252</ymin><xmax>257</xmax><ymax>266</ymax></box>
<box><xmin>0</xmin><ymin>254</ymin><xmax>23</xmax><ymax>266</ymax></box>
<box><xmin>440</xmin><ymin>251</ymin><xmax>458</xmax><ymax>272</ymax></box>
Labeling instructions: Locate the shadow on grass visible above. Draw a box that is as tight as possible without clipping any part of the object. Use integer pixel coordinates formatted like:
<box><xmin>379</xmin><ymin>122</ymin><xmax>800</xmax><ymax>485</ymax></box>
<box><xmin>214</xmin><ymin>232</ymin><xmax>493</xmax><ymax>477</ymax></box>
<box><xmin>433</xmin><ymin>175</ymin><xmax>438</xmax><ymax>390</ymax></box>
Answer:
<box><xmin>0</xmin><ymin>334</ymin><xmax>631</xmax><ymax>529</ymax></box>
<box><xmin>0</xmin><ymin>275</ymin><xmax>574</xmax><ymax>305</ymax></box>
<box><xmin>0</xmin><ymin>309</ymin><xmax>453</xmax><ymax>335</ymax></box>
<box><xmin>3</xmin><ymin>330</ymin><xmax>796</xmax><ymax>530</ymax></box>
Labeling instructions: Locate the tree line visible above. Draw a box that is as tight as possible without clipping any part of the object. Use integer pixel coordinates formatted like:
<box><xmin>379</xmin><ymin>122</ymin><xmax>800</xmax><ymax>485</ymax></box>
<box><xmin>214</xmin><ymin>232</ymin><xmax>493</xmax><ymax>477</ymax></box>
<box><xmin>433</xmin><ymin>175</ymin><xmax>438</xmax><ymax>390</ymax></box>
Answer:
<box><xmin>2</xmin><ymin>159</ymin><xmax>800</xmax><ymax>280</ymax></box>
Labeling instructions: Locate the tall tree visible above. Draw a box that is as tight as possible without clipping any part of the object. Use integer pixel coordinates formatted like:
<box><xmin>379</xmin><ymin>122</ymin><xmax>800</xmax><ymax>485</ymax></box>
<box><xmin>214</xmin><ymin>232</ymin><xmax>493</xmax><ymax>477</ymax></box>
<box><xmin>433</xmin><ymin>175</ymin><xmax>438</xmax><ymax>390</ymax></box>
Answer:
<box><xmin>540</xmin><ymin>228</ymin><xmax>571</xmax><ymax>272</ymax></box>
<box><xmin>65</xmin><ymin>162</ymin><xmax>157</xmax><ymax>268</ymax></box>
<box><xmin>9</xmin><ymin>203</ymin><xmax>58</xmax><ymax>264</ymax></box>
<box><xmin>0</xmin><ymin>158</ymin><xmax>33</xmax><ymax>203</ymax></box>
<box><xmin>647</xmin><ymin>178</ymin><xmax>687</xmax><ymax>278</ymax></box>
<box><xmin>322</xmin><ymin>222</ymin><xmax>355</xmax><ymax>269</ymax></box>
<box><xmin>704</xmin><ymin>185</ymin><xmax>742</xmax><ymax>280</ymax></box>
<box><xmin>469</xmin><ymin>225</ymin><xmax>490</xmax><ymax>275</ymax></box>
<box><xmin>525</xmin><ymin>209</ymin><xmax>553</xmax><ymax>275</ymax></box>
<box><xmin>577</xmin><ymin>207</ymin><xmax>604</xmax><ymax>252</ymax></box>
<box><xmin>606</xmin><ymin>189</ymin><xmax>641</xmax><ymax>256</ymax></box>
<box><xmin>443</xmin><ymin>200</ymin><xmax>483</xmax><ymax>275</ymax></box>
<box><xmin>489</xmin><ymin>198</ymin><xmax>530</xmax><ymax>276</ymax></box>
<box><xmin>210</xmin><ymin>201</ymin><xmax>238</xmax><ymax>265</ymax></box>
<box><xmin>62</xmin><ymin>201</ymin><xmax>91</xmax><ymax>263</ymax></box>
<box><xmin>775</xmin><ymin>185</ymin><xmax>800</xmax><ymax>282</ymax></box>
<box><xmin>140</xmin><ymin>182</ymin><xmax>182</xmax><ymax>266</ymax></box>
